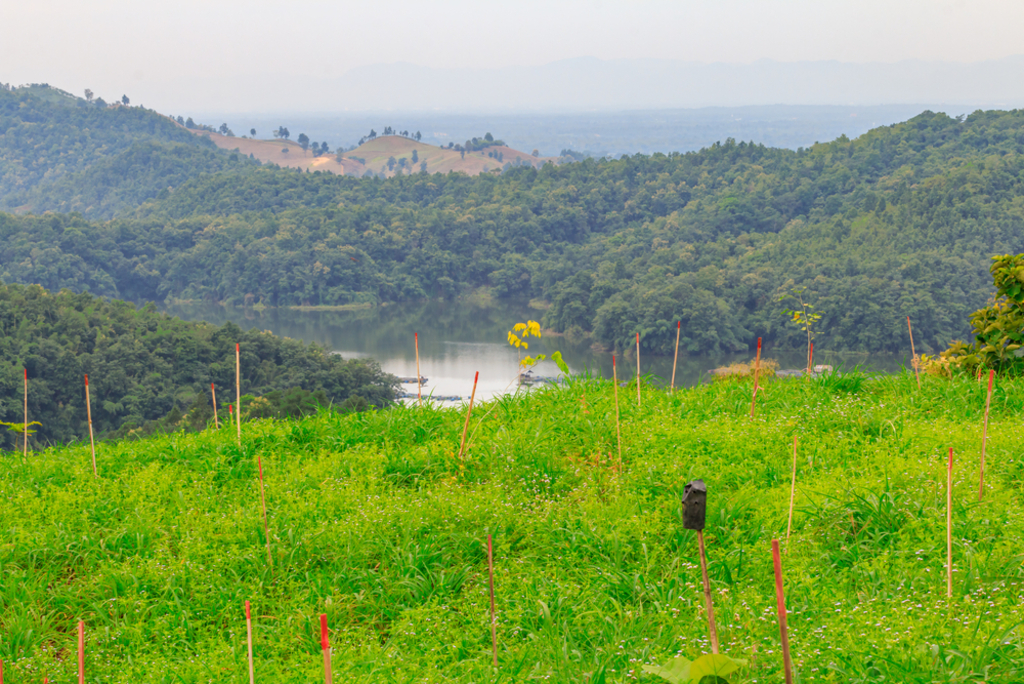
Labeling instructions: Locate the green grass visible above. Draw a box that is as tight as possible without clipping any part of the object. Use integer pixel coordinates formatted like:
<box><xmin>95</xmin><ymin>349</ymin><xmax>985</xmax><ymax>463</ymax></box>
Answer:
<box><xmin>3</xmin><ymin>371</ymin><xmax>1024</xmax><ymax>682</ymax></box>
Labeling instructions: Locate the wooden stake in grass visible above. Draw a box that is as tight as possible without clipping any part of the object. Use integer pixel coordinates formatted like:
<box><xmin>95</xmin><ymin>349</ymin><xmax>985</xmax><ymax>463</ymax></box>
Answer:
<box><xmin>78</xmin><ymin>620</ymin><xmax>84</xmax><ymax>684</ymax></box>
<box><xmin>807</xmin><ymin>341</ymin><xmax>814</xmax><ymax>376</ymax></box>
<box><xmin>320</xmin><ymin>613</ymin><xmax>333</xmax><ymax>684</ymax></box>
<box><xmin>635</xmin><ymin>332</ymin><xmax>641</xmax><ymax>408</ymax></box>
<box><xmin>456</xmin><ymin>372</ymin><xmax>479</xmax><ymax>461</ymax></box>
<box><xmin>670</xmin><ymin>321</ymin><xmax>681</xmax><ymax>392</ymax></box>
<box><xmin>772</xmin><ymin>539</ymin><xmax>795</xmax><ymax>684</ymax></box>
<box><xmin>947</xmin><ymin>447</ymin><xmax>954</xmax><ymax>599</ymax></box>
<box><xmin>415</xmin><ymin>332</ymin><xmax>422</xmax><ymax>406</ymax></box>
<box><xmin>211</xmin><ymin>383</ymin><xmax>220</xmax><ymax>429</ymax></box>
<box><xmin>257</xmin><ymin>454</ymin><xmax>272</xmax><ymax>566</ymax></box>
<box><xmin>487</xmin><ymin>534</ymin><xmax>497</xmax><ymax>668</ymax></box>
<box><xmin>612</xmin><ymin>355</ymin><xmax>622</xmax><ymax>469</ymax></box>
<box><xmin>84</xmin><ymin>375</ymin><xmax>97</xmax><ymax>477</ymax></box>
<box><xmin>23</xmin><ymin>368</ymin><xmax>28</xmax><ymax>458</ymax></box>
<box><xmin>750</xmin><ymin>337</ymin><xmax>762</xmax><ymax>419</ymax></box>
<box><xmin>907</xmin><ymin>315</ymin><xmax>921</xmax><ymax>390</ymax></box>
<box><xmin>786</xmin><ymin>436</ymin><xmax>797</xmax><ymax>545</ymax></box>
<box><xmin>245</xmin><ymin>600</ymin><xmax>255</xmax><ymax>684</ymax></box>
<box><xmin>235</xmin><ymin>343</ymin><xmax>242</xmax><ymax>447</ymax></box>
<box><xmin>682</xmin><ymin>480</ymin><xmax>718</xmax><ymax>654</ymax></box>
<box><xmin>979</xmin><ymin>369</ymin><xmax>994</xmax><ymax>501</ymax></box>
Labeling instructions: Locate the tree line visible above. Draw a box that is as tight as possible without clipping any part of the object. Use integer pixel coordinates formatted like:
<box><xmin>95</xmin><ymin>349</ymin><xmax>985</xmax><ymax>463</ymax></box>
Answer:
<box><xmin>0</xmin><ymin>283</ymin><xmax>398</xmax><ymax>449</ymax></box>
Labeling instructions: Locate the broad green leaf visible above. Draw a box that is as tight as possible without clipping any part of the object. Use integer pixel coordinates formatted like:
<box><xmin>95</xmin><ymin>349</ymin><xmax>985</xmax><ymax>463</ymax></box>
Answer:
<box><xmin>642</xmin><ymin>655</ymin><xmax>693</xmax><ymax>683</ymax></box>
<box><xmin>689</xmin><ymin>654</ymin><xmax>747</xmax><ymax>681</ymax></box>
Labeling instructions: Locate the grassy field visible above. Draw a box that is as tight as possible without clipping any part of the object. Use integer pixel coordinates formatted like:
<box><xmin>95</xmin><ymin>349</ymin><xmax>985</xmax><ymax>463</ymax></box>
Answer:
<box><xmin>2</xmin><ymin>370</ymin><xmax>1024</xmax><ymax>682</ymax></box>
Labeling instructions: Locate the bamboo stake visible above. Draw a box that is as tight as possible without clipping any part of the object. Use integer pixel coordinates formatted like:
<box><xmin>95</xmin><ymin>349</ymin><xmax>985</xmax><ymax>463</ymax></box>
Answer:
<box><xmin>415</xmin><ymin>332</ymin><xmax>422</xmax><ymax>407</ymax></box>
<box><xmin>807</xmin><ymin>341</ymin><xmax>814</xmax><ymax>376</ymax></box>
<box><xmin>979</xmin><ymin>369</ymin><xmax>994</xmax><ymax>501</ymax></box>
<box><xmin>245</xmin><ymin>601</ymin><xmax>255</xmax><ymax>684</ymax></box>
<box><xmin>456</xmin><ymin>372</ymin><xmax>479</xmax><ymax>461</ymax></box>
<box><xmin>907</xmin><ymin>316</ymin><xmax>921</xmax><ymax>390</ymax></box>
<box><xmin>236</xmin><ymin>343</ymin><xmax>242</xmax><ymax>447</ymax></box>
<box><xmin>636</xmin><ymin>332</ymin><xmax>641</xmax><ymax>408</ymax></box>
<box><xmin>78</xmin><ymin>620</ymin><xmax>84</xmax><ymax>684</ymax></box>
<box><xmin>696</xmin><ymin>531</ymin><xmax>720</xmax><ymax>654</ymax></box>
<box><xmin>488</xmin><ymin>534</ymin><xmax>497</xmax><ymax>668</ymax></box>
<box><xmin>320</xmin><ymin>613</ymin><xmax>332</xmax><ymax>684</ymax></box>
<box><xmin>612</xmin><ymin>355</ymin><xmax>622</xmax><ymax>469</ymax></box>
<box><xmin>947</xmin><ymin>447</ymin><xmax>954</xmax><ymax>599</ymax></box>
<box><xmin>23</xmin><ymin>368</ymin><xmax>28</xmax><ymax>458</ymax></box>
<box><xmin>1</xmin><ymin>658</ymin><xmax>3</xmax><ymax>684</ymax></box>
<box><xmin>84</xmin><ymin>375</ymin><xmax>97</xmax><ymax>477</ymax></box>
<box><xmin>670</xmin><ymin>321</ymin><xmax>681</xmax><ymax>391</ymax></box>
<box><xmin>750</xmin><ymin>337</ymin><xmax>762</xmax><ymax>419</ymax></box>
<box><xmin>211</xmin><ymin>383</ymin><xmax>220</xmax><ymax>428</ymax></box>
<box><xmin>772</xmin><ymin>539</ymin><xmax>795</xmax><ymax>684</ymax></box>
<box><xmin>786</xmin><ymin>436</ymin><xmax>797</xmax><ymax>545</ymax></box>
<box><xmin>257</xmin><ymin>454</ymin><xmax>272</xmax><ymax>566</ymax></box>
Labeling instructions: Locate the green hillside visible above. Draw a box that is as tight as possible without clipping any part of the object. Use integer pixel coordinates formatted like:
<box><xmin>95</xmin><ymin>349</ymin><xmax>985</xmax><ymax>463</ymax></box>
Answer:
<box><xmin>0</xmin><ymin>85</ymin><xmax>253</xmax><ymax>218</ymax></box>
<box><xmin>0</xmin><ymin>283</ymin><xmax>397</xmax><ymax>448</ymax></box>
<box><xmin>2</xmin><ymin>110</ymin><xmax>1024</xmax><ymax>353</ymax></box>
<box><xmin>2</xmin><ymin>89</ymin><xmax>1024</xmax><ymax>354</ymax></box>
<box><xmin>2</xmin><ymin>373</ymin><xmax>1023</xmax><ymax>681</ymax></box>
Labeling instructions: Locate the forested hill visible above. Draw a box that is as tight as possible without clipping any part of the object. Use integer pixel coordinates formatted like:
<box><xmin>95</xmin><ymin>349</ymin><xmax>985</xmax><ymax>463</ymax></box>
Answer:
<box><xmin>2</xmin><ymin>106</ymin><xmax>1024</xmax><ymax>355</ymax></box>
<box><xmin>0</xmin><ymin>283</ymin><xmax>398</xmax><ymax>448</ymax></box>
<box><xmin>0</xmin><ymin>84</ymin><xmax>255</xmax><ymax>218</ymax></box>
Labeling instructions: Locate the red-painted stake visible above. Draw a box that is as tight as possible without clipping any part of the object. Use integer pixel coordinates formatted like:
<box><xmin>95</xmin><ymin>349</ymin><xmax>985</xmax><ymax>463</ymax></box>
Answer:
<box><xmin>635</xmin><ymin>332</ymin><xmax>641</xmax><ymax>408</ymax></box>
<box><xmin>456</xmin><ymin>372</ymin><xmax>479</xmax><ymax>461</ymax></box>
<box><xmin>211</xmin><ymin>383</ymin><xmax>220</xmax><ymax>428</ymax></box>
<box><xmin>320</xmin><ymin>613</ymin><xmax>332</xmax><ymax>684</ymax></box>
<box><xmin>979</xmin><ymin>370</ymin><xmax>994</xmax><ymax>501</ymax></box>
<box><xmin>947</xmin><ymin>447</ymin><xmax>954</xmax><ymax>598</ymax></box>
<box><xmin>1</xmin><ymin>658</ymin><xmax>4</xmax><ymax>684</ymax></box>
<box><xmin>415</xmin><ymin>332</ymin><xmax>422</xmax><ymax>406</ymax></box>
<box><xmin>23</xmin><ymin>368</ymin><xmax>28</xmax><ymax>458</ymax></box>
<box><xmin>750</xmin><ymin>337</ymin><xmax>762</xmax><ymax>418</ymax></box>
<box><xmin>84</xmin><ymin>376</ymin><xmax>97</xmax><ymax>477</ymax></box>
<box><xmin>78</xmin><ymin>620</ymin><xmax>84</xmax><ymax>684</ymax></box>
<box><xmin>488</xmin><ymin>534</ymin><xmax>497</xmax><ymax>668</ymax></box>
<box><xmin>670</xmin><ymin>321</ymin><xmax>681</xmax><ymax>391</ymax></box>
<box><xmin>612</xmin><ymin>355</ymin><xmax>622</xmax><ymax>469</ymax></box>
<box><xmin>245</xmin><ymin>601</ymin><xmax>255</xmax><ymax>684</ymax></box>
<box><xmin>235</xmin><ymin>343</ymin><xmax>242</xmax><ymax>446</ymax></box>
<box><xmin>907</xmin><ymin>316</ymin><xmax>921</xmax><ymax>390</ymax></box>
<box><xmin>257</xmin><ymin>455</ymin><xmax>272</xmax><ymax>566</ymax></box>
<box><xmin>772</xmin><ymin>539</ymin><xmax>794</xmax><ymax>684</ymax></box>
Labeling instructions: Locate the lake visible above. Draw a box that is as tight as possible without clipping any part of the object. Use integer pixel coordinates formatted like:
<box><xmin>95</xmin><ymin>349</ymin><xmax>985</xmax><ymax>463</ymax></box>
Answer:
<box><xmin>163</xmin><ymin>301</ymin><xmax>909</xmax><ymax>403</ymax></box>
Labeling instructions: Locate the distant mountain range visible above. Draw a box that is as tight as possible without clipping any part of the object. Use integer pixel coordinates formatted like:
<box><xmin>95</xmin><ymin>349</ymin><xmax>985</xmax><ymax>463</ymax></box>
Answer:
<box><xmin>161</xmin><ymin>56</ymin><xmax>1024</xmax><ymax>114</ymax></box>
<box><xmin>325</xmin><ymin>56</ymin><xmax>1024</xmax><ymax>111</ymax></box>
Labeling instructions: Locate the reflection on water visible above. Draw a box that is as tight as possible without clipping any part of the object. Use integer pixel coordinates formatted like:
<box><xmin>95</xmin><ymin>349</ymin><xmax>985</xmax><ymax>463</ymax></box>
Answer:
<box><xmin>162</xmin><ymin>301</ymin><xmax>909</xmax><ymax>403</ymax></box>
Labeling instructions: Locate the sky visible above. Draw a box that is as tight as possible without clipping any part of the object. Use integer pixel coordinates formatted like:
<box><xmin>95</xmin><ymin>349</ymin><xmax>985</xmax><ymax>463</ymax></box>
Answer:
<box><xmin>3</xmin><ymin>0</ymin><xmax>1023</xmax><ymax>112</ymax></box>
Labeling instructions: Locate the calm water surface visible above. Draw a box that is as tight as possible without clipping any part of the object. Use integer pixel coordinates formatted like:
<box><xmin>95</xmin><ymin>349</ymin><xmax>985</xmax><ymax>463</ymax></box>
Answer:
<box><xmin>163</xmin><ymin>302</ymin><xmax>908</xmax><ymax>403</ymax></box>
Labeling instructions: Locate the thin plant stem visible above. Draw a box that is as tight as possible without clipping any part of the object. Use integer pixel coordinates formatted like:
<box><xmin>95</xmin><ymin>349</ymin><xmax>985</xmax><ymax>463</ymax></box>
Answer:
<box><xmin>697</xmin><ymin>531</ymin><xmax>719</xmax><ymax>654</ymax></box>
<box><xmin>979</xmin><ymin>370</ymin><xmax>993</xmax><ymax>501</ymax></box>
<box><xmin>907</xmin><ymin>315</ymin><xmax>921</xmax><ymax>390</ymax></box>
<box><xmin>786</xmin><ymin>436</ymin><xmax>797</xmax><ymax>545</ymax></box>
<box><xmin>457</xmin><ymin>372</ymin><xmax>479</xmax><ymax>461</ymax></box>
<box><xmin>670</xmin><ymin>321</ymin><xmax>681</xmax><ymax>391</ymax></box>
<box><xmin>85</xmin><ymin>375</ymin><xmax>97</xmax><ymax>477</ymax></box>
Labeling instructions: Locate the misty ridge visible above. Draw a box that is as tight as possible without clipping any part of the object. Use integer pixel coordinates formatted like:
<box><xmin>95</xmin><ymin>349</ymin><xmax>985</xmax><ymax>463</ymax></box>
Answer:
<box><xmin>180</xmin><ymin>55</ymin><xmax>1024</xmax><ymax>113</ymax></box>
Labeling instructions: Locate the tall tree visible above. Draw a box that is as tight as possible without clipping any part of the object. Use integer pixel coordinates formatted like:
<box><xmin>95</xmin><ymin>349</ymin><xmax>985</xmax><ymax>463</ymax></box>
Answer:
<box><xmin>84</xmin><ymin>89</ymin><xmax>93</xmax><ymax>102</ymax></box>
<box><xmin>121</xmin><ymin>94</ymin><xmax>130</xmax><ymax>106</ymax></box>
<box><xmin>298</xmin><ymin>133</ymin><xmax>310</xmax><ymax>153</ymax></box>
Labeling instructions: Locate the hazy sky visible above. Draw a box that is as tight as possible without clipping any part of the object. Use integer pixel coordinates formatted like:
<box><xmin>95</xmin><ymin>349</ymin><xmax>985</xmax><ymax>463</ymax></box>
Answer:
<box><xmin>3</xmin><ymin>0</ymin><xmax>1022</xmax><ymax>111</ymax></box>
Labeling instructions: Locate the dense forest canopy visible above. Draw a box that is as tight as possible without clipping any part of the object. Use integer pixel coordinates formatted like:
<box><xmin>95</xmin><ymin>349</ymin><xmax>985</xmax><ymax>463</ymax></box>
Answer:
<box><xmin>0</xmin><ymin>85</ymin><xmax>254</xmax><ymax>218</ymax></box>
<box><xmin>0</xmin><ymin>283</ymin><xmax>398</xmax><ymax>448</ymax></box>
<box><xmin>2</xmin><ymin>85</ymin><xmax>1024</xmax><ymax>355</ymax></box>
